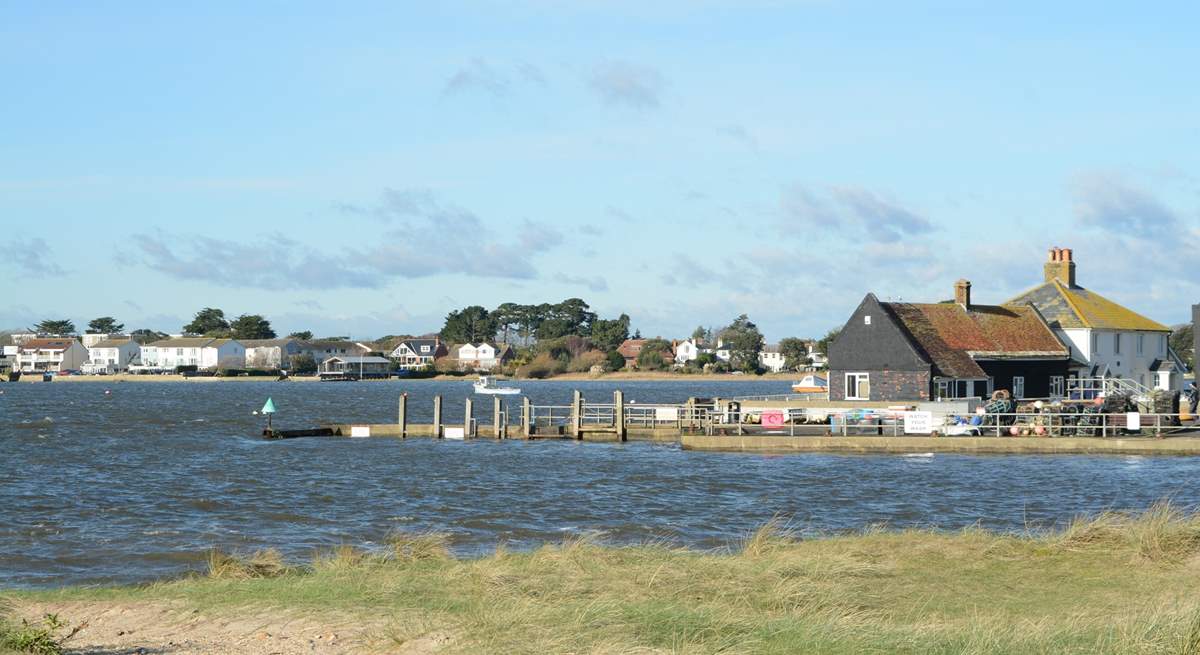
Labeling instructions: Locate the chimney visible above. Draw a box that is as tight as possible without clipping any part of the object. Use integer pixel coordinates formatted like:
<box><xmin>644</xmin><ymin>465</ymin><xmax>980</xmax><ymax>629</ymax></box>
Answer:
<box><xmin>1043</xmin><ymin>246</ymin><xmax>1077</xmax><ymax>287</ymax></box>
<box><xmin>954</xmin><ymin>279</ymin><xmax>971</xmax><ymax>310</ymax></box>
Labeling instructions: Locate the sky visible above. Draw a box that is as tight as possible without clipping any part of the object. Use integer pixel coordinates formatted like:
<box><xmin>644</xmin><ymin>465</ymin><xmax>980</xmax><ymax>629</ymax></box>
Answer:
<box><xmin>2</xmin><ymin>1</ymin><xmax>1198</xmax><ymax>341</ymax></box>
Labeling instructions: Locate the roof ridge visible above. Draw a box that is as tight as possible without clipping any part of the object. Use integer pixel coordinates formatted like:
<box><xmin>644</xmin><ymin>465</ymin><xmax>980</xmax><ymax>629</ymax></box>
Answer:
<box><xmin>1051</xmin><ymin>278</ymin><xmax>1092</xmax><ymax>328</ymax></box>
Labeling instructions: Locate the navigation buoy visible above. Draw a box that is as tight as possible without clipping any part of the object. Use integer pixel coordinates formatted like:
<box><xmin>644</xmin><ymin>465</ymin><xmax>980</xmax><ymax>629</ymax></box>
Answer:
<box><xmin>104</xmin><ymin>389</ymin><xmax>112</xmax><ymax>395</ymax></box>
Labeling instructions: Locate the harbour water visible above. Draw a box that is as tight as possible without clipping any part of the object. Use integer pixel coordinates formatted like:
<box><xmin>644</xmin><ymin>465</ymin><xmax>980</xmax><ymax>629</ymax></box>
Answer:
<box><xmin>4</xmin><ymin>378</ymin><xmax>1200</xmax><ymax>588</ymax></box>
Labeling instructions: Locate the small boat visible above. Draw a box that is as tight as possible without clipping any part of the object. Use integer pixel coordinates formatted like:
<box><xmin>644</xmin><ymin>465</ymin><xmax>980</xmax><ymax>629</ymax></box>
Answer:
<box><xmin>791</xmin><ymin>374</ymin><xmax>828</xmax><ymax>394</ymax></box>
<box><xmin>473</xmin><ymin>375</ymin><xmax>521</xmax><ymax>395</ymax></box>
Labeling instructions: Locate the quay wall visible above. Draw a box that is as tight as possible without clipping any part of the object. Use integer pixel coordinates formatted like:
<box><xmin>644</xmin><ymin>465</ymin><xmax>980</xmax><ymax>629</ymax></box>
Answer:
<box><xmin>681</xmin><ymin>434</ymin><xmax>1200</xmax><ymax>455</ymax></box>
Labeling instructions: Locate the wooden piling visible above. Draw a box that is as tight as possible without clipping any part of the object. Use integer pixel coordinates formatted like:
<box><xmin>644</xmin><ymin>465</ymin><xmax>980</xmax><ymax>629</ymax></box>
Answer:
<box><xmin>493</xmin><ymin>396</ymin><xmax>503</xmax><ymax>439</ymax></box>
<box><xmin>433</xmin><ymin>395</ymin><xmax>443</xmax><ymax>438</ymax></box>
<box><xmin>571</xmin><ymin>390</ymin><xmax>583</xmax><ymax>439</ymax></box>
<box><xmin>398</xmin><ymin>393</ymin><xmax>408</xmax><ymax>438</ymax></box>
<box><xmin>614</xmin><ymin>390</ymin><xmax>626</xmax><ymax>441</ymax></box>
<box><xmin>464</xmin><ymin>397</ymin><xmax>474</xmax><ymax>438</ymax></box>
<box><xmin>522</xmin><ymin>397</ymin><xmax>531</xmax><ymax>438</ymax></box>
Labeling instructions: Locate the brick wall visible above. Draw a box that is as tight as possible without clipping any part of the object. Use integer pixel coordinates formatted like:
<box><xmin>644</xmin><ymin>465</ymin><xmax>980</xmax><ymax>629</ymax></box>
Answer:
<box><xmin>830</xmin><ymin>369</ymin><xmax>930</xmax><ymax>402</ymax></box>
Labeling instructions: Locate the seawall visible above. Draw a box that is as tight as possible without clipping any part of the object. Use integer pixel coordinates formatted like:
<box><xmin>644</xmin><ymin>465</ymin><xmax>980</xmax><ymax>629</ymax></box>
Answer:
<box><xmin>680</xmin><ymin>434</ymin><xmax>1200</xmax><ymax>455</ymax></box>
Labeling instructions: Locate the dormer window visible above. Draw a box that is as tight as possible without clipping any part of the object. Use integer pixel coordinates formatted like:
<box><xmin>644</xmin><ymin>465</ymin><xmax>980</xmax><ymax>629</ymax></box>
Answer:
<box><xmin>421</xmin><ymin>345</ymin><xmax>430</xmax><ymax>353</ymax></box>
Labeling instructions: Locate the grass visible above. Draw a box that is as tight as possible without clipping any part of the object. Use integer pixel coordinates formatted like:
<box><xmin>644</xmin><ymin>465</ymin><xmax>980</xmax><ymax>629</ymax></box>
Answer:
<box><xmin>9</xmin><ymin>503</ymin><xmax>1200</xmax><ymax>653</ymax></box>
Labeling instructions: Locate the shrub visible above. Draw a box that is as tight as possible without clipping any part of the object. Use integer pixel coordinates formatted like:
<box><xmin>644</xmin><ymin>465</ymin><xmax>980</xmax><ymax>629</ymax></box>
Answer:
<box><xmin>289</xmin><ymin>353</ymin><xmax>317</xmax><ymax>374</ymax></box>
<box><xmin>567</xmin><ymin>350</ymin><xmax>606</xmax><ymax>373</ymax></box>
<box><xmin>518</xmin><ymin>352</ymin><xmax>568</xmax><ymax>379</ymax></box>
<box><xmin>174</xmin><ymin>364</ymin><xmax>198</xmax><ymax>374</ymax></box>
<box><xmin>606</xmin><ymin>350</ymin><xmax>627</xmax><ymax>371</ymax></box>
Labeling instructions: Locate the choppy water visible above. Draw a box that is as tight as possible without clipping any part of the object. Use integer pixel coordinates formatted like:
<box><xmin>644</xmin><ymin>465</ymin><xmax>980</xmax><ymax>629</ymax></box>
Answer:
<box><xmin>3</xmin><ymin>378</ymin><xmax>1200</xmax><ymax>588</ymax></box>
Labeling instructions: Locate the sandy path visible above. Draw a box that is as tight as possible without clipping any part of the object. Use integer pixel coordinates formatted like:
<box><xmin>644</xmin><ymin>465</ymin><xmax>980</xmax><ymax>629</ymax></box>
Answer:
<box><xmin>15</xmin><ymin>601</ymin><xmax>452</xmax><ymax>655</ymax></box>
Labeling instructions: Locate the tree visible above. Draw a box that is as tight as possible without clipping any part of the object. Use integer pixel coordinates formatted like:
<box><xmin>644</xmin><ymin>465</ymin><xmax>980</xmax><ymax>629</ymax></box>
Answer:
<box><xmin>778</xmin><ymin>337</ymin><xmax>810</xmax><ymax>371</ymax></box>
<box><xmin>691</xmin><ymin>325</ymin><xmax>711</xmax><ymax>343</ymax></box>
<box><xmin>1170</xmin><ymin>324</ymin><xmax>1194</xmax><ymax>371</ymax></box>
<box><xmin>130</xmin><ymin>328</ymin><xmax>168</xmax><ymax>344</ymax></box>
<box><xmin>719</xmin><ymin>315</ymin><xmax>765</xmax><ymax>372</ymax></box>
<box><xmin>289</xmin><ymin>353</ymin><xmax>318</xmax><ymax>374</ymax></box>
<box><xmin>32</xmin><ymin>319</ymin><xmax>76</xmax><ymax>335</ymax></box>
<box><xmin>816</xmin><ymin>327</ymin><xmax>843</xmax><ymax>357</ymax></box>
<box><xmin>87</xmin><ymin>317</ymin><xmax>124</xmax><ymax>334</ymax></box>
<box><xmin>184</xmin><ymin>308</ymin><xmax>230</xmax><ymax>336</ymax></box>
<box><xmin>441</xmin><ymin>306</ymin><xmax>497</xmax><ymax>344</ymax></box>
<box><xmin>288</xmin><ymin>330</ymin><xmax>313</xmax><ymax>341</ymax></box>
<box><xmin>636</xmin><ymin>338</ymin><xmax>673</xmax><ymax>370</ymax></box>
<box><xmin>230</xmin><ymin>314</ymin><xmax>276</xmax><ymax>340</ymax></box>
<box><xmin>606</xmin><ymin>350</ymin><xmax>627</xmax><ymax>371</ymax></box>
<box><xmin>590</xmin><ymin>314</ymin><xmax>631</xmax><ymax>352</ymax></box>
<box><xmin>492</xmin><ymin>303</ymin><xmax>521</xmax><ymax>344</ymax></box>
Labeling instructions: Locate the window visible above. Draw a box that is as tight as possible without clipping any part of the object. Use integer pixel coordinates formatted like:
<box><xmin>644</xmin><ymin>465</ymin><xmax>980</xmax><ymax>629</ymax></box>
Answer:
<box><xmin>421</xmin><ymin>345</ymin><xmax>431</xmax><ymax>353</ymax></box>
<box><xmin>864</xmin><ymin>315</ymin><xmax>872</xmax><ymax>325</ymax></box>
<box><xmin>176</xmin><ymin>348</ymin><xmax>184</xmax><ymax>356</ymax></box>
<box><xmin>1012</xmin><ymin>376</ymin><xmax>1025</xmax><ymax>399</ymax></box>
<box><xmin>936</xmin><ymin>380</ymin><xmax>949</xmax><ymax>399</ymax></box>
<box><xmin>845</xmin><ymin>373</ymin><xmax>870</xmax><ymax>400</ymax></box>
<box><xmin>1137</xmin><ymin>334</ymin><xmax>1144</xmax><ymax>355</ymax></box>
<box><xmin>1050</xmin><ymin>376</ymin><xmax>1064</xmax><ymax>397</ymax></box>
<box><xmin>1091</xmin><ymin>332</ymin><xmax>1099</xmax><ymax>354</ymax></box>
<box><xmin>1113</xmin><ymin>333</ymin><xmax>1120</xmax><ymax>354</ymax></box>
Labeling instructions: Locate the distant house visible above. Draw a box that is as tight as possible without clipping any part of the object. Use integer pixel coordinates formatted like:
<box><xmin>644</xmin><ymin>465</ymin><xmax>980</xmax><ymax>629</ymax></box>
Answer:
<box><xmin>140</xmin><ymin>338</ymin><xmax>245</xmax><ymax>371</ymax></box>
<box><xmin>15</xmin><ymin>338</ymin><xmax>89</xmax><ymax>373</ymax></box>
<box><xmin>241</xmin><ymin>339</ymin><xmax>303</xmax><ymax>370</ymax></box>
<box><xmin>828</xmin><ymin>280</ymin><xmax>1071</xmax><ymax>402</ymax></box>
<box><xmin>319</xmin><ymin>355</ymin><xmax>392</xmax><ymax>380</ymax></box>
<box><xmin>617</xmin><ymin>339</ymin><xmax>647</xmax><ymax>368</ymax></box>
<box><xmin>1006</xmin><ymin>247</ymin><xmax>1185</xmax><ymax>392</ymax></box>
<box><xmin>456</xmin><ymin>342</ymin><xmax>513</xmax><ymax>371</ymax></box>
<box><xmin>85</xmin><ymin>337</ymin><xmax>140</xmax><ymax>374</ymax></box>
<box><xmin>390</xmin><ymin>338</ymin><xmax>448</xmax><ymax>370</ymax></box>
<box><xmin>672</xmin><ymin>338</ymin><xmax>708</xmax><ymax>365</ymax></box>
<box><xmin>759</xmin><ymin>345</ymin><xmax>786</xmax><ymax>373</ymax></box>
<box><xmin>0</xmin><ymin>345</ymin><xmax>17</xmax><ymax>372</ymax></box>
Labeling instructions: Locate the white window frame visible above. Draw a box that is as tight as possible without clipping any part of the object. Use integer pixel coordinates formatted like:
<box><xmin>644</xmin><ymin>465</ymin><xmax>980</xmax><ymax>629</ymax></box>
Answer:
<box><xmin>1049</xmin><ymin>376</ymin><xmax>1064</xmax><ymax>398</ymax></box>
<box><xmin>1013</xmin><ymin>376</ymin><xmax>1025</xmax><ymax>399</ymax></box>
<box><xmin>845</xmin><ymin>372</ymin><xmax>870</xmax><ymax>400</ymax></box>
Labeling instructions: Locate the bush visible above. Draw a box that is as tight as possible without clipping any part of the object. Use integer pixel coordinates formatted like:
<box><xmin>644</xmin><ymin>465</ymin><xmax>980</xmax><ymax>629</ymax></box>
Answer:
<box><xmin>174</xmin><ymin>364</ymin><xmax>198</xmax><ymax>374</ymax></box>
<box><xmin>606</xmin><ymin>350</ymin><xmax>626</xmax><ymax>371</ymax></box>
<box><xmin>289</xmin><ymin>353</ymin><xmax>317</xmax><ymax>374</ymax></box>
<box><xmin>567</xmin><ymin>350</ymin><xmax>606</xmax><ymax>373</ymax></box>
<box><xmin>518</xmin><ymin>352</ymin><xmax>568</xmax><ymax>379</ymax></box>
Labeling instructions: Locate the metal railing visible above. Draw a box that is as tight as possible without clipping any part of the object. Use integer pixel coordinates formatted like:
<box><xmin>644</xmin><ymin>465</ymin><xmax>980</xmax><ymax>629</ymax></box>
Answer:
<box><xmin>732</xmin><ymin>392</ymin><xmax>829</xmax><ymax>402</ymax></box>
<box><xmin>1066</xmin><ymin>377</ymin><xmax>1154</xmax><ymax>399</ymax></box>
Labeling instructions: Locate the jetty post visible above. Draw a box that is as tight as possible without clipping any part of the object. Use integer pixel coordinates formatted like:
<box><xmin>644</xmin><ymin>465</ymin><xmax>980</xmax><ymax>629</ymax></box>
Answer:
<box><xmin>493</xmin><ymin>396</ymin><xmax>503</xmax><ymax>439</ymax></box>
<box><xmin>433</xmin><ymin>395</ymin><xmax>443</xmax><ymax>438</ymax></box>
<box><xmin>464</xmin><ymin>397</ymin><xmax>474</xmax><ymax>438</ymax></box>
<box><xmin>397</xmin><ymin>393</ymin><xmax>407</xmax><ymax>438</ymax></box>
<box><xmin>614</xmin><ymin>390</ymin><xmax>626</xmax><ymax>441</ymax></box>
<box><xmin>521</xmin><ymin>397</ymin><xmax>531</xmax><ymax>438</ymax></box>
<box><xmin>571</xmin><ymin>390</ymin><xmax>583</xmax><ymax>439</ymax></box>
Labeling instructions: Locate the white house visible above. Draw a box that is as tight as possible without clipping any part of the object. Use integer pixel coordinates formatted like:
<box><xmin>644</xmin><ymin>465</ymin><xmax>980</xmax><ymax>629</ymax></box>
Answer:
<box><xmin>672</xmin><ymin>338</ymin><xmax>708</xmax><ymax>365</ymax></box>
<box><xmin>1</xmin><ymin>345</ymin><xmax>18</xmax><ymax>372</ymax></box>
<box><xmin>456</xmin><ymin>342</ymin><xmax>512</xmax><ymax>371</ymax></box>
<box><xmin>15</xmin><ymin>338</ymin><xmax>89</xmax><ymax>373</ymax></box>
<box><xmin>84</xmin><ymin>338</ymin><xmax>141</xmax><ymax>374</ymax></box>
<box><xmin>759</xmin><ymin>345</ymin><xmax>787</xmax><ymax>373</ymax></box>
<box><xmin>390</xmin><ymin>338</ymin><xmax>448</xmax><ymax>370</ymax></box>
<box><xmin>139</xmin><ymin>337</ymin><xmax>245</xmax><ymax>371</ymax></box>
<box><xmin>81</xmin><ymin>333</ymin><xmax>114</xmax><ymax>348</ymax></box>
<box><xmin>1007</xmin><ymin>247</ymin><xmax>1184</xmax><ymax>392</ymax></box>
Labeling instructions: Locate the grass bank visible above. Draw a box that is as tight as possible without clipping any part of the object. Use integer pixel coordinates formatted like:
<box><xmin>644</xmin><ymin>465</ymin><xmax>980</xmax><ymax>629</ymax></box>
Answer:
<box><xmin>8</xmin><ymin>505</ymin><xmax>1200</xmax><ymax>654</ymax></box>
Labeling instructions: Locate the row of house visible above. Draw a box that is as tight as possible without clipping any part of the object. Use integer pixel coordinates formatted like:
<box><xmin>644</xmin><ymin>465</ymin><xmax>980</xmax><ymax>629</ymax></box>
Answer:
<box><xmin>828</xmin><ymin>247</ymin><xmax>1188</xmax><ymax>402</ymax></box>
<box><xmin>615</xmin><ymin>337</ymin><xmax>827</xmax><ymax>372</ymax></box>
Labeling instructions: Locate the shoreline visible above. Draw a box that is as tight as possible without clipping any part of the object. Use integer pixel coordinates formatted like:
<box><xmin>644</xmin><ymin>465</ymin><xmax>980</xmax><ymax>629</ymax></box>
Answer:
<box><xmin>6</xmin><ymin>505</ymin><xmax>1200</xmax><ymax>654</ymax></box>
<box><xmin>10</xmin><ymin>371</ymin><xmax>801</xmax><ymax>384</ymax></box>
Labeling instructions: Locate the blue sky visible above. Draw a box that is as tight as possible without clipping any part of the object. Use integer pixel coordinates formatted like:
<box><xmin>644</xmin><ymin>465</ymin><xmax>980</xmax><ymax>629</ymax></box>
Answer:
<box><xmin>2</xmin><ymin>1</ymin><xmax>1197</xmax><ymax>340</ymax></box>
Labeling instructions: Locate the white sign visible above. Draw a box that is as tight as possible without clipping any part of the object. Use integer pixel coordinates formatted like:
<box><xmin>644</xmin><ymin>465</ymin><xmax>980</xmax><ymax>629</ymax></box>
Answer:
<box><xmin>1126</xmin><ymin>412</ymin><xmax>1141</xmax><ymax>431</ymax></box>
<box><xmin>904</xmin><ymin>411</ymin><xmax>934</xmax><ymax>435</ymax></box>
<box><xmin>349</xmin><ymin>426</ymin><xmax>371</xmax><ymax>438</ymax></box>
<box><xmin>444</xmin><ymin>427</ymin><xmax>465</xmax><ymax>440</ymax></box>
<box><xmin>655</xmin><ymin>407</ymin><xmax>680</xmax><ymax>421</ymax></box>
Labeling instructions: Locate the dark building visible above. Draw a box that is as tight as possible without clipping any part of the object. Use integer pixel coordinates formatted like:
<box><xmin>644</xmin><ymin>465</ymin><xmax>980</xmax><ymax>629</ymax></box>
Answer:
<box><xmin>1194</xmin><ymin>304</ymin><xmax>1199</xmax><ymax>375</ymax></box>
<box><xmin>828</xmin><ymin>280</ymin><xmax>1071</xmax><ymax>402</ymax></box>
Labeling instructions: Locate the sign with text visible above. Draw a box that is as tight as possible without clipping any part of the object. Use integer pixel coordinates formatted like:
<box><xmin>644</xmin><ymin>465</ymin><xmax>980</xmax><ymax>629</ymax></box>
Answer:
<box><xmin>1126</xmin><ymin>412</ymin><xmax>1141</xmax><ymax>431</ymax></box>
<box><xmin>904</xmin><ymin>411</ymin><xmax>934</xmax><ymax>435</ymax></box>
<box><xmin>349</xmin><ymin>426</ymin><xmax>370</xmax><ymax>438</ymax></box>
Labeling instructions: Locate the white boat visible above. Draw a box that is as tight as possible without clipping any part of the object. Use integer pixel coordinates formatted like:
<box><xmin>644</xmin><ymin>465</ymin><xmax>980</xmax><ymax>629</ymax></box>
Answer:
<box><xmin>791</xmin><ymin>374</ymin><xmax>828</xmax><ymax>394</ymax></box>
<box><xmin>473</xmin><ymin>375</ymin><xmax>521</xmax><ymax>395</ymax></box>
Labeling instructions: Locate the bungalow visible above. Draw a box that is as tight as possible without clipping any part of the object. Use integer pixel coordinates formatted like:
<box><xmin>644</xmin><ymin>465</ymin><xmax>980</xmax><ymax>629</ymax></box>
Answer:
<box><xmin>319</xmin><ymin>355</ymin><xmax>392</xmax><ymax>380</ymax></box>
<box><xmin>84</xmin><ymin>337</ymin><xmax>141</xmax><ymax>374</ymax></box>
<box><xmin>1006</xmin><ymin>247</ymin><xmax>1186</xmax><ymax>392</ymax></box>
<box><xmin>828</xmin><ymin>280</ymin><xmax>1071</xmax><ymax>402</ymax></box>
<box><xmin>15</xmin><ymin>338</ymin><xmax>89</xmax><ymax>373</ymax></box>
<box><xmin>140</xmin><ymin>337</ymin><xmax>245</xmax><ymax>371</ymax></box>
<box><xmin>390</xmin><ymin>338</ymin><xmax>448</xmax><ymax>370</ymax></box>
<box><xmin>456</xmin><ymin>342</ymin><xmax>513</xmax><ymax>371</ymax></box>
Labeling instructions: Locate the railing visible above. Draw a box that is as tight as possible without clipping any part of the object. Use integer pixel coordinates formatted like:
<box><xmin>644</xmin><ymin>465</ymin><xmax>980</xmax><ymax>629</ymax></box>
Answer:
<box><xmin>529</xmin><ymin>405</ymin><xmax>572</xmax><ymax>429</ymax></box>
<box><xmin>1066</xmin><ymin>377</ymin><xmax>1154</xmax><ymax>399</ymax></box>
<box><xmin>623</xmin><ymin>405</ymin><xmax>709</xmax><ymax>429</ymax></box>
<box><xmin>733</xmin><ymin>392</ymin><xmax>828</xmax><ymax>402</ymax></box>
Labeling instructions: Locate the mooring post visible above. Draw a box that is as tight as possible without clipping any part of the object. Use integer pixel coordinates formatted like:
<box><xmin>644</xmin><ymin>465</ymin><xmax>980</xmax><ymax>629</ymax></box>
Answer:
<box><xmin>614</xmin><ymin>390</ymin><xmax>626</xmax><ymax>441</ymax></box>
<box><xmin>433</xmin><ymin>395</ymin><xmax>443</xmax><ymax>438</ymax></box>
<box><xmin>398</xmin><ymin>393</ymin><xmax>408</xmax><ymax>438</ymax></box>
<box><xmin>464</xmin><ymin>397</ymin><xmax>474</xmax><ymax>438</ymax></box>
<box><xmin>493</xmin><ymin>395</ymin><xmax>502</xmax><ymax>439</ymax></box>
<box><xmin>571</xmin><ymin>389</ymin><xmax>583</xmax><ymax>439</ymax></box>
<box><xmin>522</xmin><ymin>397</ymin><xmax>531</xmax><ymax>438</ymax></box>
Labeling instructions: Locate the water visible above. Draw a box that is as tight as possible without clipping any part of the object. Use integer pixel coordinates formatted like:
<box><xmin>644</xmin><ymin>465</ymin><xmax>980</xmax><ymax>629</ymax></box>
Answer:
<box><xmin>3</xmin><ymin>378</ymin><xmax>1200</xmax><ymax>588</ymax></box>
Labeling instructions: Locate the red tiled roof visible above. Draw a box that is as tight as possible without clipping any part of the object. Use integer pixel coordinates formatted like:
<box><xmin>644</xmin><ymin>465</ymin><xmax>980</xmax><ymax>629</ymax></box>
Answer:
<box><xmin>20</xmin><ymin>338</ymin><xmax>78</xmax><ymax>351</ymax></box>
<box><xmin>884</xmin><ymin>302</ymin><xmax>1068</xmax><ymax>378</ymax></box>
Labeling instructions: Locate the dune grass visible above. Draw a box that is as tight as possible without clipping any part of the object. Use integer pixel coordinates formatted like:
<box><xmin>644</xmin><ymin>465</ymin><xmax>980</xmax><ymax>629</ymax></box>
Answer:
<box><xmin>11</xmin><ymin>504</ymin><xmax>1200</xmax><ymax>654</ymax></box>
